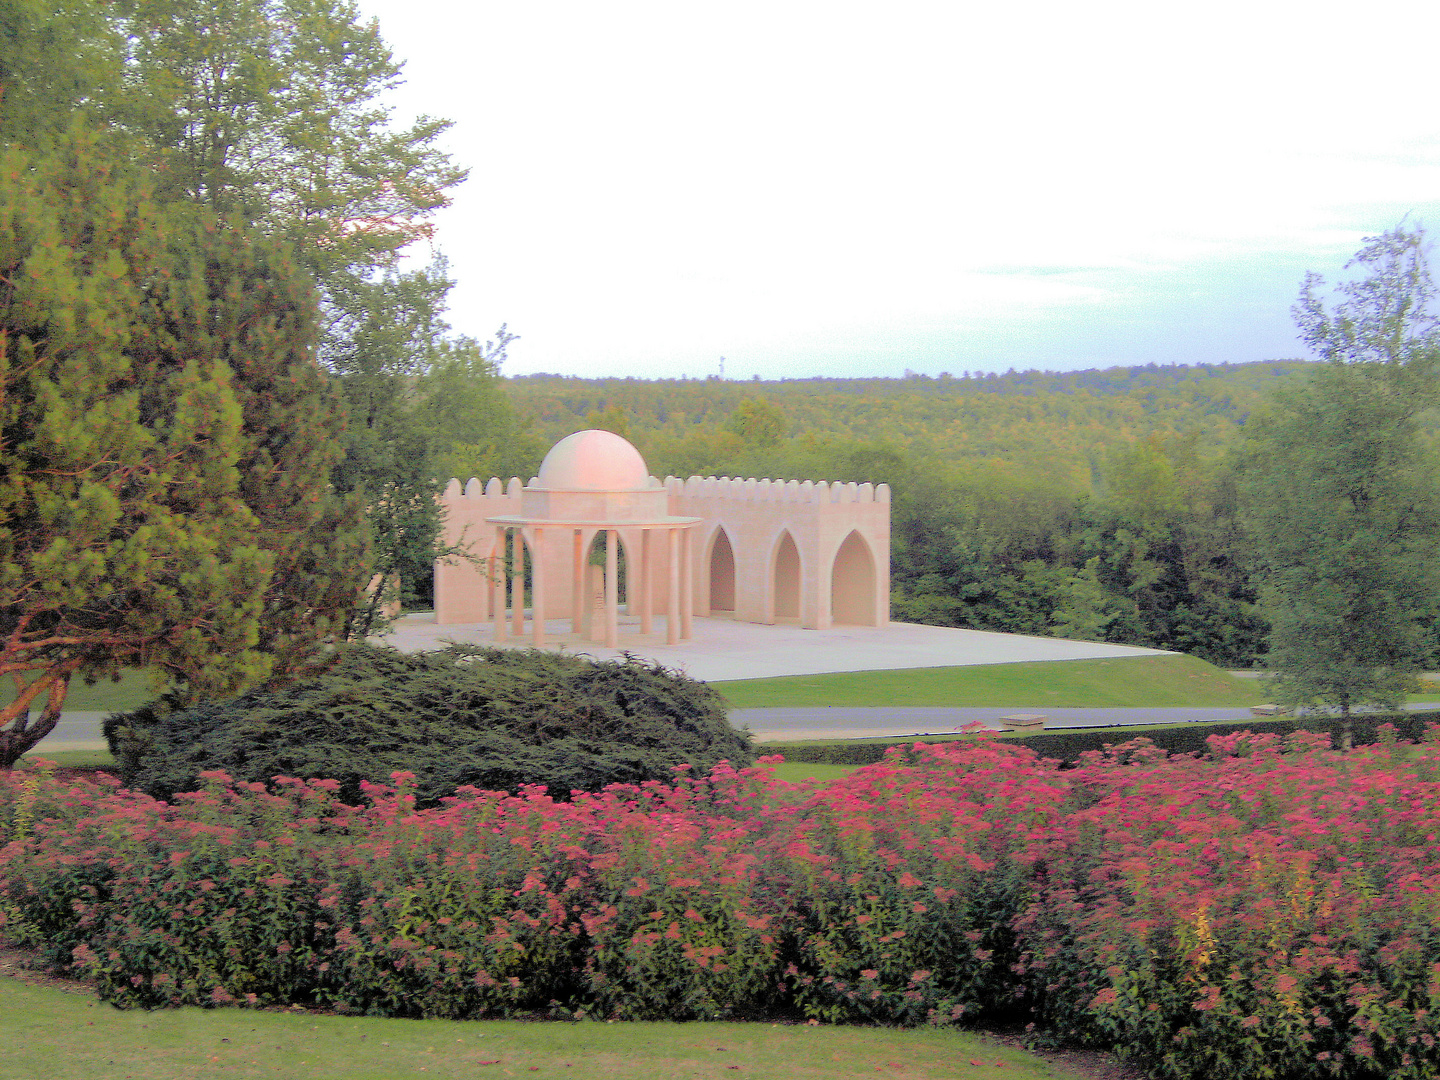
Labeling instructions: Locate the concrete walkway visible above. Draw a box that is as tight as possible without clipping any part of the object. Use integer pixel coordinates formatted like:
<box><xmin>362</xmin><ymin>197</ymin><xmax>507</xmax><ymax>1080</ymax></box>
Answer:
<box><xmin>18</xmin><ymin>706</ymin><xmax>1241</xmax><ymax>754</ymax></box>
<box><xmin>22</xmin><ymin>712</ymin><xmax>113</xmax><ymax>753</ymax></box>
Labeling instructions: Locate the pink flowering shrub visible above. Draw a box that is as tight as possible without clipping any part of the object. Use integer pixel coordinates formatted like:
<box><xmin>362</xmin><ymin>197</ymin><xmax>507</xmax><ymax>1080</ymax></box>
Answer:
<box><xmin>772</xmin><ymin>739</ymin><xmax>1059</xmax><ymax>1025</ymax></box>
<box><xmin>4</xmin><ymin>728</ymin><xmax>1440</xmax><ymax>1079</ymax></box>
<box><xmin>1018</xmin><ymin>729</ymin><xmax>1440</xmax><ymax>1079</ymax></box>
<box><xmin>0</xmin><ymin>771</ymin><xmax>360</xmax><ymax>1007</ymax></box>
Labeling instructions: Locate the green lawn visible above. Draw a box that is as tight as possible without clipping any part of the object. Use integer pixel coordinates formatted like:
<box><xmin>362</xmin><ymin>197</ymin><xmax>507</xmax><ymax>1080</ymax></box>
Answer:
<box><xmin>0</xmin><ymin>977</ymin><xmax>1092</xmax><ymax>1080</ymax></box>
<box><xmin>0</xmin><ymin>667</ymin><xmax>159</xmax><ymax>714</ymax></box>
<box><xmin>19</xmin><ymin>748</ymin><xmax>117</xmax><ymax>767</ymax></box>
<box><xmin>713</xmin><ymin>654</ymin><xmax>1265</xmax><ymax>709</ymax></box>
<box><xmin>764</xmin><ymin>762</ymin><xmax>860</xmax><ymax>785</ymax></box>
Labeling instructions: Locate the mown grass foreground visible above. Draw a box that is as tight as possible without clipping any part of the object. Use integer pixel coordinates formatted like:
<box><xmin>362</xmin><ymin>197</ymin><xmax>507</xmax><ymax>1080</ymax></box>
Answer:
<box><xmin>0</xmin><ymin>978</ymin><xmax>1073</xmax><ymax>1080</ymax></box>
<box><xmin>712</xmin><ymin>654</ymin><xmax>1262</xmax><ymax>709</ymax></box>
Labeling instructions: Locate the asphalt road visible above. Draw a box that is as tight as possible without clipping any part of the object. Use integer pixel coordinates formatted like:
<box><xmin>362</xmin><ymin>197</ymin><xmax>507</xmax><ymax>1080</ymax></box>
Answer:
<box><xmin>22</xmin><ymin>712</ymin><xmax>114</xmax><ymax>752</ymax></box>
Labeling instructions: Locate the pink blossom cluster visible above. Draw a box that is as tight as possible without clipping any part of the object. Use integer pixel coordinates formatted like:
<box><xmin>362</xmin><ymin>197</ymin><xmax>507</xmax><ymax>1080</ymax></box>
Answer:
<box><xmin>2</xmin><ymin>725</ymin><xmax>1438</xmax><ymax>1079</ymax></box>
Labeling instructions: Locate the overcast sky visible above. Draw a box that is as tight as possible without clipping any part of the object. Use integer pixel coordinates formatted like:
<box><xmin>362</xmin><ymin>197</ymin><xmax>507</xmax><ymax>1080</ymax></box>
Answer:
<box><xmin>351</xmin><ymin>0</ymin><xmax>1440</xmax><ymax>380</ymax></box>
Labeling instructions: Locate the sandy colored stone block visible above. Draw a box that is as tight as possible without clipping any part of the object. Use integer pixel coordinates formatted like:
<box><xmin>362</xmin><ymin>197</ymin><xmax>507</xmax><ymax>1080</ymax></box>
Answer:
<box><xmin>1000</xmin><ymin>713</ymin><xmax>1047</xmax><ymax>732</ymax></box>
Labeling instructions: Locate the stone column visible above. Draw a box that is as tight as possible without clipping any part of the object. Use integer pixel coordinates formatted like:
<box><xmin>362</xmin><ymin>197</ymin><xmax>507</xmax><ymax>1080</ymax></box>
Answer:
<box><xmin>531</xmin><ymin>527</ymin><xmax>545</xmax><ymax>648</ymax></box>
<box><xmin>588</xmin><ymin>564</ymin><xmax>605</xmax><ymax>643</ymax></box>
<box><xmin>639</xmin><ymin>529</ymin><xmax>653</xmax><ymax>636</ymax></box>
<box><xmin>510</xmin><ymin>530</ymin><xmax>524</xmax><ymax>637</ymax></box>
<box><xmin>680</xmin><ymin>526</ymin><xmax>693</xmax><ymax>641</ymax></box>
<box><xmin>570</xmin><ymin>529</ymin><xmax>585</xmax><ymax>635</ymax></box>
<box><xmin>604</xmin><ymin>528</ymin><xmax>619</xmax><ymax>648</ymax></box>
<box><xmin>666</xmin><ymin>527</ymin><xmax>680</xmax><ymax>645</ymax></box>
<box><xmin>492</xmin><ymin>525</ymin><xmax>507</xmax><ymax>642</ymax></box>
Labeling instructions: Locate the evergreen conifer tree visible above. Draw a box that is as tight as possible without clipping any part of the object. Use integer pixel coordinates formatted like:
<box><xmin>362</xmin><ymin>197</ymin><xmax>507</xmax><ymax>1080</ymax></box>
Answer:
<box><xmin>0</xmin><ymin>123</ymin><xmax>365</xmax><ymax>768</ymax></box>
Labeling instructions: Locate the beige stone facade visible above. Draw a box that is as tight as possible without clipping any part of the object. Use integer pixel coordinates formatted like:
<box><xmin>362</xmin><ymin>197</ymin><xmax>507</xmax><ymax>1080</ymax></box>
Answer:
<box><xmin>434</xmin><ymin>430</ymin><xmax>890</xmax><ymax>648</ymax></box>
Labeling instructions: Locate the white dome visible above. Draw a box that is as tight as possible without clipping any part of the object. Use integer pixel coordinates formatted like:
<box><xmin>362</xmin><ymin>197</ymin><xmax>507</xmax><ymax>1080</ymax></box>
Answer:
<box><xmin>536</xmin><ymin>429</ymin><xmax>652</xmax><ymax>491</ymax></box>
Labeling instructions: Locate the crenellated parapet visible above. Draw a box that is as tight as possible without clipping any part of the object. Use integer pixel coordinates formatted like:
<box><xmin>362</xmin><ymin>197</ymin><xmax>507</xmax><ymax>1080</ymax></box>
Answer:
<box><xmin>442</xmin><ymin>474</ymin><xmax>892</xmax><ymax>506</ymax></box>
<box><xmin>663</xmin><ymin>475</ymin><xmax>890</xmax><ymax>505</ymax></box>
<box><xmin>442</xmin><ymin>476</ymin><xmax>527</xmax><ymax>500</ymax></box>
<box><xmin>432</xmin><ymin>478</ymin><xmax>524</xmax><ymax>624</ymax></box>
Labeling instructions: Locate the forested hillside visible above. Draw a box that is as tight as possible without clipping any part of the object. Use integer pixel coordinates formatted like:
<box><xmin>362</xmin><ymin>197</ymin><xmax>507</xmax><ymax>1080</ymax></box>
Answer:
<box><xmin>504</xmin><ymin>361</ymin><xmax>1310</xmax><ymax>483</ymax></box>
<box><xmin>481</xmin><ymin>361</ymin><xmax>1330</xmax><ymax>668</ymax></box>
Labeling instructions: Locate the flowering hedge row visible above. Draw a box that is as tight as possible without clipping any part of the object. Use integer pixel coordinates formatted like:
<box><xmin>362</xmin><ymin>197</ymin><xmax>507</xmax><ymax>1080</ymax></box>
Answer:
<box><xmin>3</xmin><ymin>728</ymin><xmax>1439</xmax><ymax>1079</ymax></box>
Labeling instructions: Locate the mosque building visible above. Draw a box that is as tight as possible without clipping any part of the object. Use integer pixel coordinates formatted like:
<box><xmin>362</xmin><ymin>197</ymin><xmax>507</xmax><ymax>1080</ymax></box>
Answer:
<box><xmin>433</xmin><ymin>430</ymin><xmax>891</xmax><ymax>648</ymax></box>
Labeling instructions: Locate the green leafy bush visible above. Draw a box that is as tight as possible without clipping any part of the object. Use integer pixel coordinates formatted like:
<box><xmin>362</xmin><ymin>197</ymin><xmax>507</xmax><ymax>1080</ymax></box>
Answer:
<box><xmin>103</xmin><ymin>644</ymin><xmax>753</xmax><ymax>805</ymax></box>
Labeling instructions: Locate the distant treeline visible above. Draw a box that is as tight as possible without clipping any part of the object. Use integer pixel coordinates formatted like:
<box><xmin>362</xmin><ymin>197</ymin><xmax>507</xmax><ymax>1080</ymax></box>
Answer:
<box><xmin>490</xmin><ymin>361</ymin><xmax>1330</xmax><ymax>667</ymax></box>
<box><xmin>503</xmin><ymin>361</ymin><xmax>1311</xmax><ymax>481</ymax></box>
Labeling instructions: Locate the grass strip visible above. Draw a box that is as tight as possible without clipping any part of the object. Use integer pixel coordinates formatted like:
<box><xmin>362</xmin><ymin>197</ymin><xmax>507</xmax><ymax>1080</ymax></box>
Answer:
<box><xmin>6</xmin><ymin>657</ymin><xmax>1439</xmax><ymax>718</ymax></box>
<box><xmin>713</xmin><ymin>654</ymin><xmax>1264</xmax><ymax>709</ymax></box>
<box><xmin>19</xmin><ymin>749</ymin><xmax>117</xmax><ymax>767</ymax></box>
<box><xmin>0</xmin><ymin>978</ymin><xmax>1082</xmax><ymax>1080</ymax></box>
<box><xmin>0</xmin><ymin>668</ymin><xmax>159</xmax><ymax>714</ymax></box>
<box><xmin>763</xmin><ymin>762</ymin><xmax>860</xmax><ymax>785</ymax></box>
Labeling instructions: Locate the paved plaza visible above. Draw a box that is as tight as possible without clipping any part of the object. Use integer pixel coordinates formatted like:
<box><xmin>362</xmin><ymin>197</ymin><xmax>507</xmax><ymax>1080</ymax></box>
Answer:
<box><xmin>383</xmin><ymin>612</ymin><xmax>1171</xmax><ymax>683</ymax></box>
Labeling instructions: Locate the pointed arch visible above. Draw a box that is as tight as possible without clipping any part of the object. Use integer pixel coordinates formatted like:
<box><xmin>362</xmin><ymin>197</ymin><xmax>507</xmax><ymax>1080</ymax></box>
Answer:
<box><xmin>772</xmin><ymin>529</ymin><xmax>801</xmax><ymax>621</ymax></box>
<box><xmin>831</xmin><ymin>529</ymin><xmax>877</xmax><ymax>625</ymax></box>
<box><xmin>706</xmin><ymin>524</ymin><xmax>736</xmax><ymax>614</ymax></box>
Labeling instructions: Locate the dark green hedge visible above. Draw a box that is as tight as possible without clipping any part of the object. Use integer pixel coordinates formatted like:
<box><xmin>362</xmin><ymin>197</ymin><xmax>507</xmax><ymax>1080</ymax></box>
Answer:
<box><xmin>104</xmin><ymin>644</ymin><xmax>754</xmax><ymax>805</ymax></box>
<box><xmin>767</xmin><ymin>711</ymin><xmax>1440</xmax><ymax>767</ymax></box>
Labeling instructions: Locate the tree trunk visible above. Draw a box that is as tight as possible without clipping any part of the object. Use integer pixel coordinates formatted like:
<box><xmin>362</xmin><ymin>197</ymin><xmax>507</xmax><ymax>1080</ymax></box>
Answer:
<box><xmin>0</xmin><ymin>675</ymin><xmax>71</xmax><ymax>770</ymax></box>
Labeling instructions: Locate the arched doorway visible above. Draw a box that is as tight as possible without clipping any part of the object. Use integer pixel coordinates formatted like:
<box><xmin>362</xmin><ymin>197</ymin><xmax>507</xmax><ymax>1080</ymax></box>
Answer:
<box><xmin>830</xmin><ymin>530</ymin><xmax>876</xmax><ymax>625</ymax></box>
<box><xmin>708</xmin><ymin>527</ymin><xmax>736</xmax><ymax>614</ymax></box>
<box><xmin>773</xmin><ymin>531</ymin><xmax>801</xmax><ymax>621</ymax></box>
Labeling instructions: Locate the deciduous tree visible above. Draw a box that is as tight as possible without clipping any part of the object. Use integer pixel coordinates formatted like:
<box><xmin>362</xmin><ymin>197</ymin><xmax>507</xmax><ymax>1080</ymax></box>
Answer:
<box><xmin>108</xmin><ymin>0</ymin><xmax>488</xmax><ymax>613</ymax></box>
<box><xmin>1240</xmin><ymin>226</ymin><xmax>1440</xmax><ymax>743</ymax></box>
<box><xmin>109</xmin><ymin>0</ymin><xmax>464</xmax><ymax>295</ymax></box>
<box><xmin>0</xmin><ymin>0</ymin><xmax>119</xmax><ymax>140</ymax></box>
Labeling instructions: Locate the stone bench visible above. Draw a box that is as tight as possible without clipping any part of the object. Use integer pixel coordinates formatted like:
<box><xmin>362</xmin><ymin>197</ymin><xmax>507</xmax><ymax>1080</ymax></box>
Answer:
<box><xmin>999</xmin><ymin>713</ymin><xmax>1047</xmax><ymax>732</ymax></box>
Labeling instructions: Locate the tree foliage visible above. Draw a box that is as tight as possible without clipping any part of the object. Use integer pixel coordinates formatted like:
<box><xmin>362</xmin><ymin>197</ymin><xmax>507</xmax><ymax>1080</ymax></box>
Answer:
<box><xmin>0</xmin><ymin>124</ymin><xmax>365</xmax><ymax>768</ymax></box>
<box><xmin>0</xmin><ymin>0</ymin><xmax>120</xmax><ymax>140</ymax></box>
<box><xmin>419</xmin><ymin>327</ymin><xmax>540</xmax><ymax>486</ymax></box>
<box><xmin>104</xmin><ymin>0</ymin><xmax>516</xmax><ymax>614</ymax></box>
<box><xmin>722</xmin><ymin>396</ymin><xmax>786</xmax><ymax>448</ymax></box>
<box><xmin>109</xmin><ymin>0</ymin><xmax>464</xmax><ymax>294</ymax></box>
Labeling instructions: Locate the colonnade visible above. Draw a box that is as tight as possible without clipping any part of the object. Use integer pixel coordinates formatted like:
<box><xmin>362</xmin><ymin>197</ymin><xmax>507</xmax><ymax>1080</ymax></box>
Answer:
<box><xmin>488</xmin><ymin>523</ymin><xmax>695</xmax><ymax>649</ymax></box>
